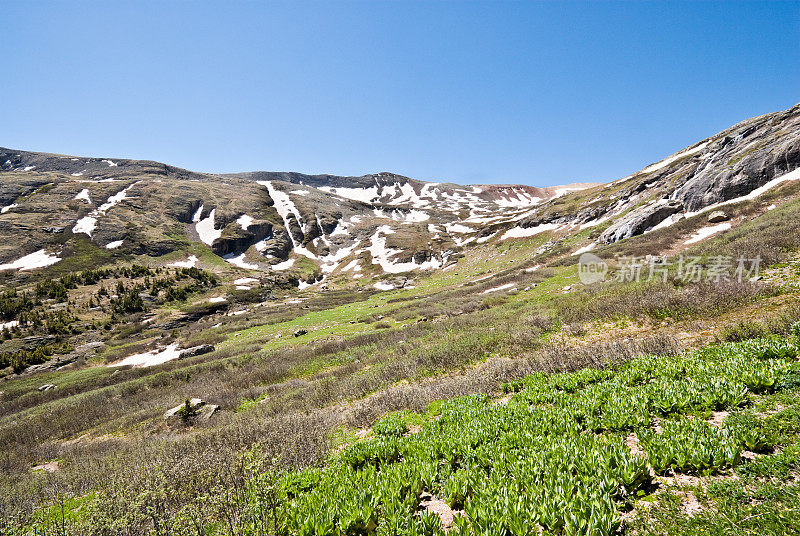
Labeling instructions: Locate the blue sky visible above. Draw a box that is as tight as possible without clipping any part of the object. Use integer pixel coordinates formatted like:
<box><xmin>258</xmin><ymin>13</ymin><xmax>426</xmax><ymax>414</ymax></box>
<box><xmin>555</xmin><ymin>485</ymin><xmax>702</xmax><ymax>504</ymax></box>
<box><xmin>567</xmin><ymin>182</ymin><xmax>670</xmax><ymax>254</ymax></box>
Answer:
<box><xmin>1</xmin><ymin>1</ymin><xmax>798</xmax><ymax>186</ymax></box>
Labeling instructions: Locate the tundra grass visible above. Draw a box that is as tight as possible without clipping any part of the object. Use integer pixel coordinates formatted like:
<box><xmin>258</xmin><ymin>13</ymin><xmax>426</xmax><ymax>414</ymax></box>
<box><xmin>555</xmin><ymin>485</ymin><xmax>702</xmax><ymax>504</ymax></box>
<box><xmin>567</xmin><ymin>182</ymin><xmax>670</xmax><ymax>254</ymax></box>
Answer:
<box><xmin>34</xmin><ymin>334</ymin><xmax>799</xmax><ymax>536</ymax></box>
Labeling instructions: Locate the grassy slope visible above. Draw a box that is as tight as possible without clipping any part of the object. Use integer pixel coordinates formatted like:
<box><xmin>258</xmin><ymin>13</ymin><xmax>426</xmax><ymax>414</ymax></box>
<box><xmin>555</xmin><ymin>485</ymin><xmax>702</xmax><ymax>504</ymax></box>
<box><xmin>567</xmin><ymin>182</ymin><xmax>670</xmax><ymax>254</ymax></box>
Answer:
<box><xmin>4</xmin><ymin>189</ymin><xmax>800</xmax><ymax>534</ymax></box>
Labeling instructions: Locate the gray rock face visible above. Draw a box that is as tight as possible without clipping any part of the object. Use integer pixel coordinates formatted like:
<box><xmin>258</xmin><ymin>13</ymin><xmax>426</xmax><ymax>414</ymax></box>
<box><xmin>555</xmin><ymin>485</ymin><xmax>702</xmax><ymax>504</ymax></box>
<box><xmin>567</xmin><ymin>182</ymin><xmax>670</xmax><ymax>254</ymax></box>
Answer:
<box><xmin>599</xmin><ymin>200</ymin><xmax>684</xmax><ymax>243</ymax></box>
<box><xmin>596</xmin><ymin>103</ymin><xmax>800</xmax><ymax>244</ymax></box>
<box><xmin>210</xmin><ymin>221</ymin><xmax>272</xmax><ymax>257</ymax></box>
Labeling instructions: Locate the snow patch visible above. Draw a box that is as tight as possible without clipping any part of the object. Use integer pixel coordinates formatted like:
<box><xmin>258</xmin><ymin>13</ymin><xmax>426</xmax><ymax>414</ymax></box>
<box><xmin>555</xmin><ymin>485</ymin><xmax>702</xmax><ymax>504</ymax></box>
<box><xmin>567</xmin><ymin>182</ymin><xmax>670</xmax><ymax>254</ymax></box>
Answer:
<box><xmin>272</xmin><ymin>258</ymin><xmax>295</xmax><ymax>271</ymax></box>
<box><xmin>196</xmin><ymin>208</ymin><xmax>222</xmax><ymax>245</ymax></box>
<box><xmin>236</xmin><ymin>214</ymin><xmax>254</xmax><ymax>230</ymax></box>
<box><xmin>1</xmin><ymin>203</ymin><xmax>18</xmax><ymax>214</ymax></box>
<box><xmin>481</xmin><ymin>283</ymin><xmax>515</xmax><ymax>294</ymax></box>
<box><xmin>501</xmin><ymin>223</ymin><xmax>561</xmax><ymax>240</ymax></box>
<box><xmin>0</xmin><ymin>249</ymin><xmax>61</xmax><ymax>271</ymax></box>
<box><xmin>685</xmin><ymin>222</ymin><xmax>731</xmax><ymax>244</ymax></box>
<box><xmin>74</xmin><ymin>188</ymin><xmax>92</xmax><ymax>204</ymax></box>
<box><xmin>574</xmin><ymin>243</ymin><xmax>596</xmax><ymax>255</ymax></box>
<box><xmin>169</xmin><ymin>255</ymin><xmax>198</xmax><ymax>268</ymax></box>
<box><xmin>319</xmin><ymin>185</ymin><xmax>379</xmax><ymax>203</ymax></box>
<box><xmin>105</xmin><ymin>240</ymin><xmax>124</xmax><ymax>249</ymax></box>
<box><xmin>224</xmin><ymin>252</ymin><xmax>259</xmax><ymax>269</ymax></box>
<box><xmin>72</xmin><ymin>183</ymin><xmax>136</xmax><ymax>237</ymax></box>
<box><xmin>109</xmin><ymin>343</ymin><xmax>181</xmax><ymax>368</ymax></box>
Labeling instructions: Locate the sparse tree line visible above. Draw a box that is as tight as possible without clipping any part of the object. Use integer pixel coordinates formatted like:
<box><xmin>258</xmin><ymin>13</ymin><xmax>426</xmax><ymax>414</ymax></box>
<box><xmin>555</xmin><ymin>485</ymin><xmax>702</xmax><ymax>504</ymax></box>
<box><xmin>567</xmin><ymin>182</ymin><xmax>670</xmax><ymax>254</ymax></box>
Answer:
<box><xmin>0</xmin><ymin>264</ymin><xmax>218</xmax><ymax>373</ymax></box>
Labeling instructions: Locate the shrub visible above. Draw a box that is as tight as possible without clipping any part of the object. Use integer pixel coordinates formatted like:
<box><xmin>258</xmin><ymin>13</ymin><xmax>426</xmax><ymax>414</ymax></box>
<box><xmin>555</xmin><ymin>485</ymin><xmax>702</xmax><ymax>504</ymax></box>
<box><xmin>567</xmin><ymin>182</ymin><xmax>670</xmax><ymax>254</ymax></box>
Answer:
<box><xmin>372</xmin><ymin>412</ymin><xmax>409</xmax><ymax>437</ymax></box>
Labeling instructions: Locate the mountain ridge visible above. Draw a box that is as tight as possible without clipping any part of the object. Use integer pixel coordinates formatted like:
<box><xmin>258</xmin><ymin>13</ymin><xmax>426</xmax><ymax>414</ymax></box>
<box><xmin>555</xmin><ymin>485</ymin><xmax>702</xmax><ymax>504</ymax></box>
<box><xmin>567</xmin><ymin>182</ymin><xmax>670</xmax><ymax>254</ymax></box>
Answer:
<box><xmin>0</xmin><ymin>103</ymin><xmax>798</xmax><ymax>285</ymax></box>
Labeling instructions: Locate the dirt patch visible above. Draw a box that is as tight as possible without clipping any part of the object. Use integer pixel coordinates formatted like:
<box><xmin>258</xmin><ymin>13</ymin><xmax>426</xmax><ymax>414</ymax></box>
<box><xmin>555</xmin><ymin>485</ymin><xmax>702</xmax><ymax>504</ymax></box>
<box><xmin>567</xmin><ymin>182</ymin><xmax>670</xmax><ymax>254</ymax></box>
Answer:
<box><xmin>626</xmin><ymin>432</ymin><xmax>645</xmax><ymax>456</ymax></box>
<box><xmin>494</xmin><ymin>393</ymin><xmax>513</xmax><ymax>405</ymax></box>
<box><xmin>32</xmin><ymin>461</ymin><xmax>59</xmax><ymax>473</ymax></box>
<box><xmin>707</xmin><ymin>410</ymin><xmax>729</xmax><ymax>427</ymax></box>
<box><xmin>418</xmin><ymin>492</ymin><xmax>461</xmax><ymax>531</ymax></box>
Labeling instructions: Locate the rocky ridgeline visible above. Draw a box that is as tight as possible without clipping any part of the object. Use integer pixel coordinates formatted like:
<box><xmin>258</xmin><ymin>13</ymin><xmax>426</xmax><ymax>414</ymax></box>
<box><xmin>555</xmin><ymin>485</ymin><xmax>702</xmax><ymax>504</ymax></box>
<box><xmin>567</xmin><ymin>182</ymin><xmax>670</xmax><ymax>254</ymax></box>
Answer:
<box><xmin>0</xmin><ymin>103</ymin><xmax>798</xmax><ymax>278</ymax></box>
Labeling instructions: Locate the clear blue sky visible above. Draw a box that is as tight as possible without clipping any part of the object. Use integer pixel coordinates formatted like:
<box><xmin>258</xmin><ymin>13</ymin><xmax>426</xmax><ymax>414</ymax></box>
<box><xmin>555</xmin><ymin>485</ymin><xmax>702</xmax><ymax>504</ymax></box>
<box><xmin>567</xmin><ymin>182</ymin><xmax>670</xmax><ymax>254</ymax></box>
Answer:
<box><xmin>1</xmin><ymin>1</ymin><xmax>798</xmax><ymax>186</ymax></box>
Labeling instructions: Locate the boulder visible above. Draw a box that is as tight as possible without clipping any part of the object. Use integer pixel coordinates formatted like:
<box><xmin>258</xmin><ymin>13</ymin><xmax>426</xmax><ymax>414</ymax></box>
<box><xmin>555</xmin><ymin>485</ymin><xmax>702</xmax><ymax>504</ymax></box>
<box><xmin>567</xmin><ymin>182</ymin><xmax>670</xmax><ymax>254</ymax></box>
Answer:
<box><xmin>707</xmin><ymin>210</ymin><xmax>730</xmax><ymax>223</ymax></box>
<box><xmin>294</xmin><ymin>329</ymin><xmax>308</xmax><ymax>337</ymax></box>
<box><xmin>196</xmin><ymin>403</ymin><xmax>219</xmax><ymax>423</ymax></box>
<box><xmin>164</xmin><ymin>398</ymin><xmax>217</xmax><ymax>425</ymax></box>
<box><xmin>38</xmin><ymin>384</ymin><xmax>56</xmax><ymax>392</ymax></box>
<box><xmin>178</xmin><ymin>344</ymin><xmax>215</xmax><ymax>359</ymax></box>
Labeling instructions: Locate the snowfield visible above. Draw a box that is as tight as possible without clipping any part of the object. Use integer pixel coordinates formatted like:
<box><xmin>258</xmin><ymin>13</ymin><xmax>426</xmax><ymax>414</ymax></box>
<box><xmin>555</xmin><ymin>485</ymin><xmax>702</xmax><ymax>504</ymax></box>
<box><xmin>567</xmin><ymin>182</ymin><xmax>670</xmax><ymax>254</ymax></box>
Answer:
<box><xmin>109</xmin><ymin>343</ymin><xmax>181</xmax><ymax>368</ymax></box>
<box><xmin>685</xmin><ymin>222</ymin><xmax>732</xmax><ymax>244</ymax></box>
<box><xmin>0</xmin><ymin>249</ymin><xmax>61</xmax><ymax>271</ymax></box>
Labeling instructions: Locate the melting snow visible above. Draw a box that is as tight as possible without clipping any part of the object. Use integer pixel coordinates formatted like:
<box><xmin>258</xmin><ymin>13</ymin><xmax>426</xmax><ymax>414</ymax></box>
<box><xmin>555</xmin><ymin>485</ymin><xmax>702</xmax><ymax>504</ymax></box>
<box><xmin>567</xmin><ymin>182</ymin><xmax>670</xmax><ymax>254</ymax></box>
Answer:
<box><xmin>236</xmin><ymin>214</ymin><xmax>254</xmax><ymax>230</ymax></box>
<box><xmin>367</xmin><ymin>225</ymin><xmax>443</xmax><ymax>273</ymax></box>
<box><xmin>684</xmin><ymin>222</ymin><xmax>731</xmax><ymax>244</ymax></box>
<box><xmin>192</xmin><ymin>204</ymin><xmax>204</xmax><ymax>222</ymax></box>
<box><xmin>319</xmin><ymin>185</ymin><xmax>379</xmax><ymax>203</ymax></box>
<box><xmin>1</xmin><ymin>203</ymin><xmax>18</xmax><ymax>214</ymax></box>
<box><xmin>74</xmin><ymin>188</ymin><xmax>92</xmax><ymax>204</ymax></box>
<box><xmin>23</xmin><ymin>165</ymin><xmax>35</xmax><ymax>171</ymax></box>
<box><xmin>0</xmin><ymin>320</ymin><xmax>19</xmax><ymax>330</ymax></box>
<box><xmin>481</xmin><ymin>283</ymin><xmax>515</xmax><ymax>294</ymax></box>
<box><xmin>224</xmin><ymin>252</ymin><xmax>259</xmax><ymax>269</ymax></box>
<box><xmin>196</xmin><ymin>208</ymin><xmax>222</xmax><ymax>245</ymax></box>
<box><xmin>574</xmin><ymin>243</ymin><xmax>596</xmax><ymax>255</ymax></box>
<box><xmin>0</xmin><ymin>249</ymin><xmax>61</xmax><ymax>271</ymax></box>
<box><xmin>102</xmin><ymin>159</ymin><xmax>118</xmax><ymax>167</ymax></box>
<box><xmin>234</xmin><ymin>277</ymin><xmax>259</xmax><ymax>285</ymax></box>
<box><xmin>445</xmin><ymin>223</ymin><xmax>474</xmax><ymax>234</ymax></box>
<box><xmin>341</xmin><ymin>259</ymin><xmax>362</xmax><ymax>272</ymax></box>
<box><xmin>109</xmin><ymin>343</ymin><xmax>181</xmax><ymax>368</ymax></box>
<box><xmin>208</xmin><ymin>296</ymin><xmax>227</xmax><ymax>303</ymax></box>
<box><xmin>374</xmin><ymin>282</ymin><xmax>394</xmax><ymax>291</ymax></box>
<box><xmin>72</xmin><ymin>183</ymin><xmax>136</xmax><ymax>237</ymax></box>
<box><xmin>169</xmin><ymin>255</ymin><xmax>198</xmax><ymax>268</ymax></box>
<box><xmin>259</xmin><ymin>181</ymin><xmax>316</xmax><ymax>258</ymax></box>
<box><xmin>272</xmin><ymin>258</ymin><xmax>295</xmax><ymax>271</ymax></box>
<box><xmin>501</xmin><ymin>223</ymin><xmax>561</xmax><ymax>240</ymax></box>
<box><xmin>476</xmin><ymin>232</ymin><xmax>497</xmax><ymax>244</ymax></box>
<box><xmin>105</xmin><ymin>240</ymin><xmax>124</xmax><ymax>249</ymax></box>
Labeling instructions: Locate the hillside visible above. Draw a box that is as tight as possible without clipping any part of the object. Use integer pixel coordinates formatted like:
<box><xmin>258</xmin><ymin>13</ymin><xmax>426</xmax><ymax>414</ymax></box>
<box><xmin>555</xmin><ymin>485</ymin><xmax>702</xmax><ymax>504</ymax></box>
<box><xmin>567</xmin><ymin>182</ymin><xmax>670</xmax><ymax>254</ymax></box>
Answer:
<box><xmin>1</xmin><ymin>103</ymin><xmax>800</xmax><ymax>535</ymax></box>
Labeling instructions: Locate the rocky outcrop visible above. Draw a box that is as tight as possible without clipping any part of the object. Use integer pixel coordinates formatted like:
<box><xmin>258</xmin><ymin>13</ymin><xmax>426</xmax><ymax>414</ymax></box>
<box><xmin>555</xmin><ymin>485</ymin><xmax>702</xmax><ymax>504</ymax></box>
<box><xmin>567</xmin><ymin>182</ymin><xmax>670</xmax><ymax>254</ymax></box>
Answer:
<box><xmin>210</xmin><ymin>221</ymin><xmax>272</xmax><ymax>257</ymax></box>
<box><xmin>178</xmin><ymin>344</ymin><xmax>214</xmax><ymax>359</ymax></box>
<box><xmin>164</xmin><ymin>398</ymin><xmax>219</xmax><ymax>425</ymax></box>
<box><xmin>599</xmin><ymin>200</ymin><xmax>684</xmax><ymax>244</ymax></box>
<box><xmin>707</xmin><ymin>210</ymin><xmax>729</xmax><ymax>223</ymax></box>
